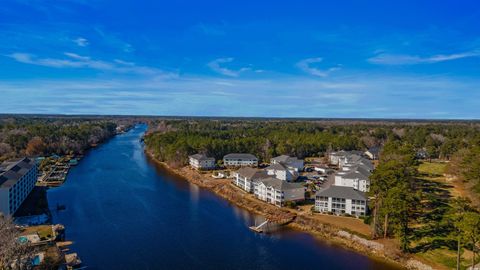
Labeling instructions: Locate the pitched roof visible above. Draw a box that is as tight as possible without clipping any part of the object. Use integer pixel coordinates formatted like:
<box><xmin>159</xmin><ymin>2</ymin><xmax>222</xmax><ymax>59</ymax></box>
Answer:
<box><xmin>342</xmin><ymin>171</ymin><xmax>369</xmax><ymax>180</ymax></box>
<box><xmin>271</xmin><ymin>155</ymin><xmax>300</xmax><ymax>163</ymax></box>
<box><xmin>0</xmin><ymin>157</ymin><xmax>36</xmax><ymax>189</ymax></box>
<box><xmin>223</xmin><ymin>153</ymin><xmax>257</xmax><ymax>160</ymax></box>
<box><xmin>237</xmin><ymin>167</ymin><xmax>268</xmax><ymax>180</ymax></box>
<box><xmin>316</xmin><ymin>185</ymin><xmax>366</xmax><ymax>200</ymax></box>
<box><xmin>189</xmin><ymin>153</ymin><xmax>214</xmax><ymax>161</ymax></box>
<box><xmin>367</xmin><ymin>146</ymin><xmax>381</xmax><ymax>155</ymax></box>
<box><xmin>266</xmin><ymin>163</ymin><xmax>288</xmax><ymax>171</ymax></box>
<box><xmin>258</xmin><ymin>177</ymin><xmax>304</xmax><ymax>191</ymax></box>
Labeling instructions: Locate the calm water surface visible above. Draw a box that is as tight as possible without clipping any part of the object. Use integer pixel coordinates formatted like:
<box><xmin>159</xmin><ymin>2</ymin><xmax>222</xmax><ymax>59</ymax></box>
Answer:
<box><xmin>48</xmin><ymin>125</ymin><xmax>399</xmax><ymax>270</ymax></box>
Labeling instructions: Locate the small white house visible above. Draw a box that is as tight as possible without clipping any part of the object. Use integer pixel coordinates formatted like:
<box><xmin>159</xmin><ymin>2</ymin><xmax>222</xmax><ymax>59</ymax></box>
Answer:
<box><xmin>315</xmin><ymin>185</ymin><xmax>367</xmax><ymax>217</ymax></box>
<box><xmin>270</xmin><ymin>155</ymin><xmax>304</xmax><ymax>172</ymax></box>
<box><xmin>254</xmin><ymin>178</ymin><xmax>305</xmax><ymax>207</ymax></box>
<box><xmin>223</xmin><ymin>153</ymin><xmax>258</xmax><ymax>167</ymax></box>
<box><xmin>188</xmin><ymin>154</ymin><xmax>215</xmax><ymax>170</ymax></box>
<box><xmin>265</xmin><ymin>163</ymin><xmax>299</xmax><ymax>182</ymax></box>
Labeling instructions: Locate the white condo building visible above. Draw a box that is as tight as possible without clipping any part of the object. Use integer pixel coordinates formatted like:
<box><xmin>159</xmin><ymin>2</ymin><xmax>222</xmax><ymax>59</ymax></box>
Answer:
<box><xmin>315</xmin><ymin>185</ymin><xmax>367</xmax><ymax>217</ymax></box>
<box><xmin>233</xmin><ymin>167</ymin><xmax>268</xmax><ymax>193</ymax></box>
<box><xmin>0</xmin><ymin>157</ymin><xmax>38</xmax><ymax>216</ymax></box>
<box><xmin>270</xmin><ymin>155</ymin><xmax>304</xmax><ymax>172</ymax></box>
<box><xmin>254</xmin><ymin>178</ymin><xmax>305</xmax><ymax>207</ymax></box>
<box><xmin>188</xmin><ymin>154</ymin><xmax>215</xmax><ymax>170</ymax></box>
<box><xmin>265</xmin><ymin>163</ymin><xmax>299</xmax><ymax>182</ymax></box>
<box><xmin>223</xmin><ymin>153</ymin><xmax>258</xmax><ymax>167</ymax></box>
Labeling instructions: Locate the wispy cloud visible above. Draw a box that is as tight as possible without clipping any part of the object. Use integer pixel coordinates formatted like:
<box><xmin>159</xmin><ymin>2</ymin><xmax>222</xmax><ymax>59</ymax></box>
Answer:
<box><xmin>368</xmin><ymin>51</ymin><xmax>480</xmax><ymax>65</ymax></box>
<box><xmin>2</xmin><ymin>73</ymin><xmax>478</xmax><ymax>118</ymax></box>
<box><xmin>73</xmin><ymin>37</ymin><xmax>89</xmax><ymax>47</ymax></box>
<box><xmin>296</xmin><ymin>57</ymin><xmax>340</xmax><ymax>77</ymax></box>
<box><xmin>207</xmin><ymin>57</ymin><xmax>251</xmax><ymax>77</ymax></box>
<box><xmin>6</xmin><ymin>52</ymin><xmax>172</xmax><ymax>76</ymax></box>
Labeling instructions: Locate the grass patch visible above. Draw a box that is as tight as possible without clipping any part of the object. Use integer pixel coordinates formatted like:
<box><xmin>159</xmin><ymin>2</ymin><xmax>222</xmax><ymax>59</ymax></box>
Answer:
<box><xmin>21</xmin><ymin>225</ymin><xmax>53</xmax><ymax>239</ymax></box>
<box><xmin>418</xmin><ymin>162</ymin><xmax>446</xmax><ymax>178</ymax></box>
<box><xmin>416</xmin><ymin>248</ymin><xmax>477</xmax><ymax>270</ymax></box>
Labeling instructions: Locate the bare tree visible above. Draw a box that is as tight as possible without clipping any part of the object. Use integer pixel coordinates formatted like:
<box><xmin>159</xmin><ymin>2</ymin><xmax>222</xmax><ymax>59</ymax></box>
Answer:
<box><xmin>0</xmin><ymin>216</ymin><xmax>35</xmax><ymax>270</ymax></box>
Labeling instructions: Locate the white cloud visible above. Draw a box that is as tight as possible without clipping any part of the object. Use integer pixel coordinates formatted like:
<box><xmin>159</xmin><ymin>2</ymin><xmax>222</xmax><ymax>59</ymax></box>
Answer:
<box><xmin>368</xmin><ymin>51</ymin><xmax>480</xmax><ymax>65</ymax></box>
<box><xmin>7</xmin><ymin>52</ymin><xmax>173</xmax><ymax>76</ymax></box>
<box><xmin>73</xmin><ymin>37</ymin><xmax>89</xmax><ymax>47</ymax></box>
<box><xmin>207</xmin><ymin>57</ymin><xmax>251</xmax><ymax>77</ymax></box>
<box><xmin>1</xmin><ymin>74</ymin><xmax>479</xmax><ymax>119</ymax></box>
<box><xmin>296</xmin><ymin>57</ymin><xmax>340</xmax><ymax>77</ymax></box>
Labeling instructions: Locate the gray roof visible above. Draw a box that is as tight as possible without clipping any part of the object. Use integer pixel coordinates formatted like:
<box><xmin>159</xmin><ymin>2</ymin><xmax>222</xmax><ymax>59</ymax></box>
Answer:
<box><xmin>258</xmin><ymin>177</ymin><xmax>304</xmax><ymax>191</ymax></box>
<box><xmin>237</xmin><ymin>167</ymin><xmax>268</xmax><ymax>180</ymax></box>
<box><xmin>265</xmin><ymin>163</ymin><xmax>288</xmax><ymax>171</ymax></box>
<box><xmin>316</xmin><ymin>185</ymin><xmax>366</xmax><ymax>200</ymax></box>
<box><xmin>0</xmin><ymin>157</ymin><xmax>36</xmax><ymax>189</ymax></box>
<box><xmin>342</xmin><ymin>170</ymin><xmax>369</xmax><ymax>180</ymax></box>
<box><xmin>366</xmin><ymin>146</ymin><xmax>381</xmax><ymax>155</ymax></box>
<box><xmin>271</xmin><ymin>155</ymin><xmax>300</xmax><ymax>163</ymax></box>
<box><xmin>189</xmin><ymin>153</ymin><xmax>214</xmax><ymax>161</ymax></box>
<box><xmin>331</xmin><ymin>150</ymin><xmax>364</xmax><ymax>158</ymax></box>
<box><xmin>223</xmin><ymin>153</ymin><xmax>257</xmax><ymax>160</ymax></box>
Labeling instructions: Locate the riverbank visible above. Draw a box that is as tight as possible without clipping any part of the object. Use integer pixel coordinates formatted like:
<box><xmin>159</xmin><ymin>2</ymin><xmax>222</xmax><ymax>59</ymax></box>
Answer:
<box><xmin>145</xmin><ymin>150</ymin><xmax>437</xmax><ymax>270</ymax></box>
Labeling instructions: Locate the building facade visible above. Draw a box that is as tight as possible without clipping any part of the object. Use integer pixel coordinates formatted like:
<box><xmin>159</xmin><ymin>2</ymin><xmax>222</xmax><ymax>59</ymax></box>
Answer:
<box><xmin>270</xmin><ymin>155</ymin><xmax>304</xmax><ymax>172</ymax></box>
<box><xmin>0</xmin><ymin>157</ymin><xmax>38</xmax><ymax>216</ymax></box>
<box><xmin>265</xmin><ymin>163</ymin><xmax>299</xmax><ymax>182</ymax></box>
<box><xmin>254</xmin><ymin>178</ymin><xmax>305</xmax><ymax>207</ymax></box>
<box><xmin>315</xmin><ymin>186</ymin><xmax>367</xmax><ymax>217</ymax></box>
<box><xmin>223</xmin><ymin>153</ymin><xmax>258</xmax><ymax>167</ymax></box>
<box><xmin>233</xmin><ymin>167</ymin><xmax>267</xmax><ymax>192</ymax></box>
<box><xmin>188</xmin><ymin>154</ymin><xmax>215</xmax><ymax>170</ymax></box>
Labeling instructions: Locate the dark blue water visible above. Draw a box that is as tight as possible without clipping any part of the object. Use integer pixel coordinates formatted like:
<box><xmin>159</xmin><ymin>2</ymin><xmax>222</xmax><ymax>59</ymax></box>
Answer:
<box><xmin>48</xmin><ymin>125</ymin><xmax>398</xmax><ymax>270</ymax></box>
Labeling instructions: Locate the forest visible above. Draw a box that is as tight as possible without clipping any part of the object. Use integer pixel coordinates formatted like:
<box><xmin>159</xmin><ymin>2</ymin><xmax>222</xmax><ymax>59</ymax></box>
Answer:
<box><xmin>0</xmin><ymin>116</ymin><xmax>120</xmax><ymax>161</ymax></box>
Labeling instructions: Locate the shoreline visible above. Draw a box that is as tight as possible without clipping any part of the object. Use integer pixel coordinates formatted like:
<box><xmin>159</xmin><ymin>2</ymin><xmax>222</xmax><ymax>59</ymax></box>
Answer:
<box><xmin>144</xmin><ymin>150</ymin><xmax>436</xmax><ymax>270</ymax></box>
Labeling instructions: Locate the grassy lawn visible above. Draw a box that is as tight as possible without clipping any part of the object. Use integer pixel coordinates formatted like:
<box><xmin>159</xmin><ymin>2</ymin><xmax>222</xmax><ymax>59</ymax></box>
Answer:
<box><xmin>21</xmin><ymin>225</ymin><xmax>53</xmax><ymax>240</ymax></box>
<box><xmin>418</xmin><ymin>161</ymin><xmax>447</xmax><ymax>179</ymax></box>
<box><xmin>416</xmin><ymin>248</ymin><xmax>477</xmax><ymax>270</ymax></box>
<box><xmin>411</xmin><ymin>161</ymin><xmax>480</xmax><ymax>270</ymax></box>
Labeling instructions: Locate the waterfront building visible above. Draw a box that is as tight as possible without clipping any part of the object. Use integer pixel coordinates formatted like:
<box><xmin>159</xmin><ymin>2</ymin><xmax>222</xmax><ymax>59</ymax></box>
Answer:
<box><xmin>270</xmin><ymin>155</ymin><xmax>304</xmax><ymax>172</ymax></box>
<box><xmin>223</xmin><ymin>153</ymin><xmax>258</xmax><ymax>167</ymax></box>
<box><xmin>233</xmin><ymin>167</ymin><xmax>267</xmax><ymax>192</ymax></box>
<box><xmin>0</xmin><ymin>157</ymin><xmax>38</xmax><ymax>216</ymax></box>
<box><xmin>265</xmin><ymin>163</ymin><xmax>299</xmax><ymax>182</ymax></box>
<box><xmin>254</xmin><ymin>178</ymin><xmax>305</xmax><ymax>207</ymax></box>
<box><xmin>315</xmin><ymin>186</ymin><xmax>367</xmax><ymax>217</ymax></box>
<box><xmin>188</xmin><ymin>154</ymin><xmax>215</xmax><ymax>170</ymax></box>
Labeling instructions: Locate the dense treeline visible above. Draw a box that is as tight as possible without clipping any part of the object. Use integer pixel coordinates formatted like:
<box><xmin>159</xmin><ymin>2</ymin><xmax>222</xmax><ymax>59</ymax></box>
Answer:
<box><xmin>0</xmin><ymin>117</ymin><xmax>118</xmax><ymax>161</ymax></box>
<box><xmin>144</xmin><ymin>119</ymin><xmax>480</xmax><ymax>165</ymax></box>
<box><xmin>369</xmin><ymin>141</ymin><xmax>419</xmax><ymax>252</ymax></box>
<box><xmin>368</xmin><ymin>139</ymin><xmax>480</xmax><ymax>268</ymax></box>
<box><xmin>447</xmin><ymin>146</ymin><xmax>480</xmax><ymax>194</ymax></box>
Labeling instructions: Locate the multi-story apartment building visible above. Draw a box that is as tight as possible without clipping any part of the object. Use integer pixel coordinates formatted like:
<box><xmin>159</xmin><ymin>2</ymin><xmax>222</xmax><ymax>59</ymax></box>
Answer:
<box><xmin>0</xmin><ymin>157</ymin><xmax>38</xmax><ymax>216</ymax></box>
<box><xmin>223</xmin><ymin>153</ymin><xmax>258</xmax><ymax>167</ymax></box>
<box><xmin>233</xmin><ymin>167</ymin><xmax>268</xmax><ymax>192</ymax></box>
<box><xmin>254</xmin><ymin>178</ymin><xmax>305</xmax><ymax>207</ymax></box>
<box><xmin>188</xmin><ymin>154</ymin><xmax>216</xmax><ymax>170</ymax></box>
<box><xmin>270</xmin><ymin>155</ymin><xmax>304</xmax><ymax>172</ymax></box>
<box><xmin>315</xmin><ymin>185</ymin><xmax>367</xmax><ymax>217</ymax></box>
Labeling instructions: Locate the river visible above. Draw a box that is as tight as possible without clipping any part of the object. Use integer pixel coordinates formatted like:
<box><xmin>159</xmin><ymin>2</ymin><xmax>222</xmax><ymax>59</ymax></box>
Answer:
<box><xmin>47</xmin><ymin>124</ymin><xmax>399</xmax><ymax>270</ymax></box>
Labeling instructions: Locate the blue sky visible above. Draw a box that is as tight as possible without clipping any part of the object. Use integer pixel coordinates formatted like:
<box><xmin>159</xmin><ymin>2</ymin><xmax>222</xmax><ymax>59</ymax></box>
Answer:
<box><xmin>1</xmin><ymin>0</ymin><xmax>480</xmax><ymax>118</ymax></box>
